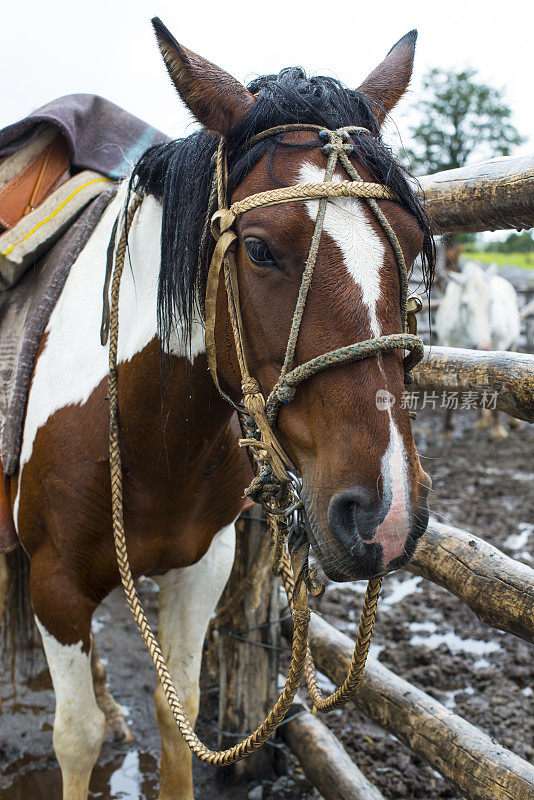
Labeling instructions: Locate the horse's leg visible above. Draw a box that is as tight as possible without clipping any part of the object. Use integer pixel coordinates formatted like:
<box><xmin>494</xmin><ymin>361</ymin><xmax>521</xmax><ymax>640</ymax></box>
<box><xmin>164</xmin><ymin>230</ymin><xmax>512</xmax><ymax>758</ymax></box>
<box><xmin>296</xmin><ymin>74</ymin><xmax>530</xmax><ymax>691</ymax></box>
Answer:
<box><xmin>474</xmin><ymin>407</ymin><xmax>491</xmax><ymax>431</ymax></box>
<box><xmin>153</xmin><ymin>524</ymin><xmax>236</xmax><ymax>800</ymax></box>
<box><xmin>91</xmin><ymin>636</ymin><xmax>134</xmax><ymax>742</ymax></box>
<box><xmin>444</xmin><ymin>407</ymin><xmax>455</xmax><ymax>437</ymax></box>
<box><xmin>32</xmin><ymin>557</ymin><xmax>105</xmax><ymax>800</ymax></box>
<box><xmin>490</xmin><ymin>410</ymin><xmax>508</xmax><ymax>439</ymax></box>
<box><xmin>0</xmin><ymin>553</ymin><xmax>7</xmax><ymax>624</ymax></box>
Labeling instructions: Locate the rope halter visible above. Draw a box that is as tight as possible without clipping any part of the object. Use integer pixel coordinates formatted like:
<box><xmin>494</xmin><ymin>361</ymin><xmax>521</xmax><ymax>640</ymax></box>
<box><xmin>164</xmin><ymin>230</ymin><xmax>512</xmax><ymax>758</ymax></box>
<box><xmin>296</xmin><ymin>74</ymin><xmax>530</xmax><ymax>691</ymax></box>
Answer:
<box><xmin>204</xmin><ymin>124</ymin><xmax>424</xmax><ymax>517</ymax></box>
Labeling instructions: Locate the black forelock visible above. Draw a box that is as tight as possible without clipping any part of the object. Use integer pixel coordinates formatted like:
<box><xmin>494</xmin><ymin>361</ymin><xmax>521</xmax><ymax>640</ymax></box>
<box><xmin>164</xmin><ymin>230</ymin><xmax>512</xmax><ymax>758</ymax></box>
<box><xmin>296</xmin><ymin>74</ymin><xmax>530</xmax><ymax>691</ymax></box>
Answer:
<box><xmin>130</xmin><ymin>67</ymin><xmax>434</xmax><ymax>351</ymax></box>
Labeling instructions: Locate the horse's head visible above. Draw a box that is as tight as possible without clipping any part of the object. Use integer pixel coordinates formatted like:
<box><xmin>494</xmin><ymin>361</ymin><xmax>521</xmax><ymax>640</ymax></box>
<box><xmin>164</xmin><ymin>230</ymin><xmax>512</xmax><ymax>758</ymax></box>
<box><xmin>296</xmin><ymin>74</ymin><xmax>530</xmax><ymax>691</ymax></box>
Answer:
<box><xmin>152</xmin><ymin>19</ymin><xmax>434</xmax><ymax>581</ymax></box>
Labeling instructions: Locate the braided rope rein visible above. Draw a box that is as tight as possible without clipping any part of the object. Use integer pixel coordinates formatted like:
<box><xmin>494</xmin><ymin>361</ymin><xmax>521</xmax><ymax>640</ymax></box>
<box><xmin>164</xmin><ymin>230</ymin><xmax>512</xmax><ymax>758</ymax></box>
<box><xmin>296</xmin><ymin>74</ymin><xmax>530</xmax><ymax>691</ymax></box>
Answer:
<box><xmin>105</xmin><ymin>123</ymin><xmax>422</xmax><ymax>764</ymax></box>
<box><xmin>108</xmin><ymin>197</ymin><xmax>323</xmax><ymax>765</ymax></box>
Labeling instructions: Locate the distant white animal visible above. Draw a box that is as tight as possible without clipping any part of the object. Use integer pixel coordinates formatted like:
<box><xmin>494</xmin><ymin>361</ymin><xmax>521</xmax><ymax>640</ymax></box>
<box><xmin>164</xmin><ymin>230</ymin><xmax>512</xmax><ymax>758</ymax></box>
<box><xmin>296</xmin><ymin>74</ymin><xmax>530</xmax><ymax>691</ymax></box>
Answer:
<box><xmin>435</xmin><ymin>261</ymin><xmax>521</xmax><ymax>438</ymax></box>
<box><xmin>436</xmin><ymin>261</ymin><xmax>520</xmax><ymax>351</ymax></box>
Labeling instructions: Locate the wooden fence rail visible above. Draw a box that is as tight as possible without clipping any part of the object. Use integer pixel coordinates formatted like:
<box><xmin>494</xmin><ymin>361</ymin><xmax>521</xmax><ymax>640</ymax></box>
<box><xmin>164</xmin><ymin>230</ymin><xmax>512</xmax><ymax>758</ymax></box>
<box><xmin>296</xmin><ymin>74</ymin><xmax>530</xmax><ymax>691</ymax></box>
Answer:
<box><xmin>412</xmin><ymin>346</ymin><xmax>534</xmax><ymax>421</ymax></box>
<box><xmin>419</xmin><ymin>153</ymin><xmax>534</xmax><ymax>234</ymax></box>
<box><xmin>297</xmin><ymin>613</ymin><xmax>534</xmax><ymax>800</ymax></box>
<box><xmin>221</xmin><ymin>505</ymin><xmax>534</xmax><ymax>795</ymax></box>
<box><xmin>408</xmin><ymin>520</ymin><xmax>534</xmax><ymax>643</ymax></box>
<box><xmin>281</xmin><ymin>696</ymin><xmax>386</xmax><ymax>800</ymax></box>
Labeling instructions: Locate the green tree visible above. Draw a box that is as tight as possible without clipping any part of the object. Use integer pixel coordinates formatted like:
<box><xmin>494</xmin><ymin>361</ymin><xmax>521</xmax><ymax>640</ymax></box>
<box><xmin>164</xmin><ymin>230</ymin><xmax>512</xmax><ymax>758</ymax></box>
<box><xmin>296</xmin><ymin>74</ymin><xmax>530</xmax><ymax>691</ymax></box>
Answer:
<box><xmin>405</xmin><ymin>68</ymin><xmax>525</xmax><ymax>175</ymax></box>
<box><xmin>487</xmin><ymin>230</ymin><xmax>533</xmax><ymax>254</ymax></box>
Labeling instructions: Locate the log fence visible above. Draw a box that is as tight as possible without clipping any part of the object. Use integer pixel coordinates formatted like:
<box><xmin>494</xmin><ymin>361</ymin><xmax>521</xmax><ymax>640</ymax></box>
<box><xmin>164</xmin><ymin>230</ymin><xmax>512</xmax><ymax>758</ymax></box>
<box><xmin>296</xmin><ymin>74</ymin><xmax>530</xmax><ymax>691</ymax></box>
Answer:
<box><xmin>215</xmin><ymin>152</ymin><xmax>534</xmax><ymax>797</ymax></box>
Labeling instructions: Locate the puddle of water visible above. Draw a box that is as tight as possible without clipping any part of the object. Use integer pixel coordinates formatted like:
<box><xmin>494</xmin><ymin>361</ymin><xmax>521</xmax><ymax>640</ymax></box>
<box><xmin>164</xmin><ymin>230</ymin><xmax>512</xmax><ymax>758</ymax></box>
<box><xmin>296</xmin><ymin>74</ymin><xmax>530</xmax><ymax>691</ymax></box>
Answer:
<box><xmin>409</xmin><ymin>631</ymin><xmax>501</xmax><ymax>657</ymax></box>
<box><xmin>441</xmin><ymin>685</ymin><xmax>475</xmax><ymax>709</ymax></box>
<box><xmin>408</xmin><ymin>621</ymin><xmax>438</xmax><ymax>634</ymax></box>
<box><xmin>91</xmin><ymin>610</ymin><xmax>111</xmax><ymax>635</ymax></box>
<box><xmin>1</xmin><ymin>751</ymin><xmax>158</xmax><ymax>800</ymax></box>
<box><xmin>336</xmin><ymin>580</ymin><xmax>368</xmax><ymax>594</ymax></box>
<box><xmin>316</xmin><ymin>670</ymin><xmax>336</xmax><ymax>693</ymax></box>
<box><xmin>369</xmin><ymin>643</ymin><xmax>384</xmax><ymax>660</ymax></box>
<box><xmin>343</xmin><ymin>622</ymin><xmax>385</xmax><ymax>659</ymax></box>
<box><xmin>510</xmin><ymin>471</ymin><xmax>534</xmax><ymax>482</ymax></box>
<box><xmin>108</xmin><ymin>751</ymin><xmax>141</xmax><ymax>799</ymax></box>
<box><xmin>504</xmin><ymin>523</ymin><xmax>533</xmax><ymax>552</ymax></box>
<box><xmin>381</xmin><ymin>576</ymin><xmax>423</xmax><ymax>608</ymax></box>
<box><xmin>1</xmin><ymin>765</ymin><xmax>62</xmax><ymax>800</ymax></box>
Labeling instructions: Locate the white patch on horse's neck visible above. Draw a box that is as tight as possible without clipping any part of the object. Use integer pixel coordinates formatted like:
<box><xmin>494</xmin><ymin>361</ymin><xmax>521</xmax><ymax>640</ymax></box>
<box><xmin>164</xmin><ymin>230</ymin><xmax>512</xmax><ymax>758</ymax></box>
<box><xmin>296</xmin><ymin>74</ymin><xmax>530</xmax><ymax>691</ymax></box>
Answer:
<box><xmin>166</xmin><ymin>318</ymin><xmax>205</xmax><ymax>361</ymax></box>
<box><xmin>14</xmin><ymin>183</ymin><xmax>204</xmax><ymax>529</ymax></box>
<box><xmin>299</xmin><ymin>162</ymin><xmax>385</xmax><ymax>337</ymax></box>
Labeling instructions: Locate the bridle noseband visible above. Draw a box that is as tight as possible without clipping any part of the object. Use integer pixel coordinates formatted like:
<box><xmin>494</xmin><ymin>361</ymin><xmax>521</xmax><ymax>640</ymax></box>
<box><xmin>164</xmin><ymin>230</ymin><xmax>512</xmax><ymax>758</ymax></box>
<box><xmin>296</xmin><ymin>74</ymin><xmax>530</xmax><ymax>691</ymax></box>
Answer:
<box><xmin>204</xmin><ymin>124</ymin><xmax>424</xmax><ymax>549</ymax></box>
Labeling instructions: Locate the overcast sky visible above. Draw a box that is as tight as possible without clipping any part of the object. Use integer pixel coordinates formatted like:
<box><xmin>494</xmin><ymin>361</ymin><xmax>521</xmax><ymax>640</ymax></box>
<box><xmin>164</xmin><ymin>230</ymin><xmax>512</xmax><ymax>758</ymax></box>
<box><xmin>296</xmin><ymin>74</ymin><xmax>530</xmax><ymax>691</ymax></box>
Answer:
<box><xmin>3</xmin><ymin>0</ymin><xmax>532</xmax><ymax>176</ymax></box>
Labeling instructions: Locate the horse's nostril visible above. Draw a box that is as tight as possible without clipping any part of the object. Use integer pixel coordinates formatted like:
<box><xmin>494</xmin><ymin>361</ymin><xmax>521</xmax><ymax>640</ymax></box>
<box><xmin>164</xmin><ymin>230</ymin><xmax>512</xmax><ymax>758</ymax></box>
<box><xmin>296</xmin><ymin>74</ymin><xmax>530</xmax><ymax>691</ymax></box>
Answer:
<box><xmin>328</xmin><ymin>486</ymin><xmax>382</xmax><ymax>546</ymax></box>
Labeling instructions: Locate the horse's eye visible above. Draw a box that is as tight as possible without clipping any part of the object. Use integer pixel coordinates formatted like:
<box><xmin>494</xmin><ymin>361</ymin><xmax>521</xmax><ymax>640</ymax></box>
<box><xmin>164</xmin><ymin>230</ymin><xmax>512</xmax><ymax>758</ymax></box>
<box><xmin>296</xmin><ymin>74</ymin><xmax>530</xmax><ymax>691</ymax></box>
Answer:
<box><xmin>245</xmin><ymin>238</ymin><xmax>279</xmax><ymax>269</ymax></box>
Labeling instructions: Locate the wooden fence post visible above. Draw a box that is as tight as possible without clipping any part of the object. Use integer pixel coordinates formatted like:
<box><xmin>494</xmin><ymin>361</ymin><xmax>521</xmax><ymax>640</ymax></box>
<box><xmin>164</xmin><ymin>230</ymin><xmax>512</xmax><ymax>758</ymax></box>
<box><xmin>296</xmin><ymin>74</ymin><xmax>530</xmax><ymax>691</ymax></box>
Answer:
<box><xmin>216</xmin><ymin>509</ymin><xmax>280</xmax><ymax>784</ymax></box>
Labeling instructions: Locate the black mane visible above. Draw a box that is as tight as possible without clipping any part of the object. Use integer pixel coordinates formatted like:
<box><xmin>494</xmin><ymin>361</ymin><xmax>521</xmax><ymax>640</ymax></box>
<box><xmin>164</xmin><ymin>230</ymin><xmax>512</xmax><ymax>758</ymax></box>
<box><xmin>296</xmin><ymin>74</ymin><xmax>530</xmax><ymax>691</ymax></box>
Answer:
<box><xmin>131</xmin><ymin>67</ymin><xmax>435</xmax><ymax>350</ymax></box>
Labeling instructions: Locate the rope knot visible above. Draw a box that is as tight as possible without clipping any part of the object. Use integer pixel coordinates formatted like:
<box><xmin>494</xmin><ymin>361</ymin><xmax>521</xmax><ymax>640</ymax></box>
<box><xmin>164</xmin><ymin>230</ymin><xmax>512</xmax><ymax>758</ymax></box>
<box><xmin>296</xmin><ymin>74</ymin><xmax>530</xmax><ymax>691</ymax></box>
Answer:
<box><xmin>275</xmin><ymin>383</ymin><xmax>296</xmax><ymax>404</ymax></box>
<box><xmin>319</xmin><ymin>129</ymin><xmax>355</xmax><ymax>157</ymax></box>
<box><xmin>210</xmin><ymin>208</ymin><xmax>237</xmax><ymax>241</ymax></box>
<box><xmin>242</xmin><ymin>377</ymin><xmax>261</xmax><ymax>396</ymax></box>
<box><xmin>242</xmin><ymin>378</ymin><xmax>268</xmax><ymax>419</ymax></box>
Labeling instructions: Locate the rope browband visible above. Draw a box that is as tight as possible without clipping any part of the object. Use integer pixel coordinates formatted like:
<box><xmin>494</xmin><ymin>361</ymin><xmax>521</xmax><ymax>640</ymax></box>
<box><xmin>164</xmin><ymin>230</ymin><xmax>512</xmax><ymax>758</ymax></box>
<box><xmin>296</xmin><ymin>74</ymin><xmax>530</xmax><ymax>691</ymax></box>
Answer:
<box><xmin>106</xmin><ymin>123</ymin><xmax>424</xmax><ymax>764</ymax></box>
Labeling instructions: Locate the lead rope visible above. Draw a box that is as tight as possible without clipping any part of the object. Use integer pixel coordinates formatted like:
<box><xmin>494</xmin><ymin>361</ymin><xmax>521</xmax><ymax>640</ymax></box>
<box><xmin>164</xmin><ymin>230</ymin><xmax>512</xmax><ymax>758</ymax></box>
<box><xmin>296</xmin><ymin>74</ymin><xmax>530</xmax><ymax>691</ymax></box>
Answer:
<box><xmin>107</xmin><ymin>195</ymin><xmax>317</xmax><ymax>765</ymax></box>
<box><xmin>107</xmin><ymin>200</ymin><xmax>382</xmax><ymax>762</ymax></box>
<box><xmin>279</xmin><ymin>549</ymin><xmax>381</xmax><ymax>712</ymax></box>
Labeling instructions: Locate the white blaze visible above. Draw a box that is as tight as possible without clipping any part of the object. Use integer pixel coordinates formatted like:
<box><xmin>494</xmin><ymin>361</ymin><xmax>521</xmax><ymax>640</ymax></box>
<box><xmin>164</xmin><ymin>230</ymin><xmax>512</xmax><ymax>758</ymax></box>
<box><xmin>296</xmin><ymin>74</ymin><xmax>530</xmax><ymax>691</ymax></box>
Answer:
<box><xmin>299</xmin><ymin>162</ymin><xmax>411</xmax><ymax>563</ymax></box>
<box><xmin>300</xmin><ymin>162</ymin><xmax>384</xmax><ymax>337</ymax></box>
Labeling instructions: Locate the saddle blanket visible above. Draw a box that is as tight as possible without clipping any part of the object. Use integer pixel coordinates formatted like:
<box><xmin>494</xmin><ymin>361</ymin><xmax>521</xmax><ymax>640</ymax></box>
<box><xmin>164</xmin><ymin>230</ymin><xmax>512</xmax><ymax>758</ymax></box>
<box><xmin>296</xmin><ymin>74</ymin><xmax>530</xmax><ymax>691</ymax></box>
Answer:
<box><xmin>0</xmin><ymin>96</ymin><xmax>168</xmax><ymax>551</ymax></box>
<box><xmin>0</xmin><ymin>94</ymin><xmax>168</xmax><ymax>180</ymax></box>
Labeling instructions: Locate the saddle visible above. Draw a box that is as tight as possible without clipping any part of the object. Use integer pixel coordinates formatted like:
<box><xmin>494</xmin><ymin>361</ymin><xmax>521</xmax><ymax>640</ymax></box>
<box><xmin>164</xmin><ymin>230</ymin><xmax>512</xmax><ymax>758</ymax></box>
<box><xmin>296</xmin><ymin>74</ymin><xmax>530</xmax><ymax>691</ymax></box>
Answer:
<box><xmin>0</xmin><ymin>129</ymin><xmax>70</xmax><ymax>230</ymax></box>
<box><xmin>0</xmin><ymin>128</ymin><xmax>111</xmax><ymax>292</ymax></box>
<box><xmin>0</xmin><ymin>128</ymin><xmax>114</xmax><ymax>553</ymax></box>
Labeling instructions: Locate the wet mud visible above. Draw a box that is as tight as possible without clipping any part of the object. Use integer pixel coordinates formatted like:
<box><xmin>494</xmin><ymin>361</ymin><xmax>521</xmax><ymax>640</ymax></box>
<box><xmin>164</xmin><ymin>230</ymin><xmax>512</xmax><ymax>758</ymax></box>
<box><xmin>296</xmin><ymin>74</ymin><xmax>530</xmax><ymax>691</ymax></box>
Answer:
<box><xmin>1</xmin><ymin>406</ymin><xmax>533</xmax><ymax>799</ymax></box>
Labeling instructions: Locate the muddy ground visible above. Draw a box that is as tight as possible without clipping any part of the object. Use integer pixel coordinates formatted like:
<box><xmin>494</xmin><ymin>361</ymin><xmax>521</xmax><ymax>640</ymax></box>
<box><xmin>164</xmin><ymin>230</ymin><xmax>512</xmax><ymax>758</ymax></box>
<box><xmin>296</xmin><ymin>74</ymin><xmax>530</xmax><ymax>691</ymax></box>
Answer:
<box><xmin>1</xmin><ymin>406</ymin><xmax>533</xmax><ymax>800</ymax></box>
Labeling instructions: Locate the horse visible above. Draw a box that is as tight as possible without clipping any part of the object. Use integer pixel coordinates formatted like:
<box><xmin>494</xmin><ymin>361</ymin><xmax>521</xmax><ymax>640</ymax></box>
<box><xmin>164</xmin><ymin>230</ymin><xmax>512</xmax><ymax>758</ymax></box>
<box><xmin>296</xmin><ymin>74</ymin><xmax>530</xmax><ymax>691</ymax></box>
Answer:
<box><xmin>435</xmin><ymin>260</ymin><xmax>520</xmax><ymax>437</ymax></box>
<box><xmin>2</xmin><ymin>17</ymin><xmax>434</xmax><ymax>799</ymax></box>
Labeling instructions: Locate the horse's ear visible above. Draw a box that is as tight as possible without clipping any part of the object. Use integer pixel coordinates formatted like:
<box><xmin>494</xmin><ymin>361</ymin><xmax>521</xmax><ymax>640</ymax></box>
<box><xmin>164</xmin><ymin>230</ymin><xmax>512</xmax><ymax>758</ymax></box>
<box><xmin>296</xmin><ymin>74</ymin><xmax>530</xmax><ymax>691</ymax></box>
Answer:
<box><xmin>357</xmin><ymin>30</ymin><xmax>417</xmax><ymax>126</ymax></box>
<box><xmin>152</xmin><ymin>17</ymin><xmax>255</xmax><ymax>136</ymax></box>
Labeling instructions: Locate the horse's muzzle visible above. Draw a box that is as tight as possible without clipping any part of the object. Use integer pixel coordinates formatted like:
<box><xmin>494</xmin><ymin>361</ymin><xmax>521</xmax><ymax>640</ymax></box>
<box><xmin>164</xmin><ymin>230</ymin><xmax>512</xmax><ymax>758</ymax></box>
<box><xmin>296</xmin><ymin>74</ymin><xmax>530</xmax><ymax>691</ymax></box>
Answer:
<box><xmin>304</xmin><ymin>480</ymin><xmax>431</xmax><ymax>581</ymax></box>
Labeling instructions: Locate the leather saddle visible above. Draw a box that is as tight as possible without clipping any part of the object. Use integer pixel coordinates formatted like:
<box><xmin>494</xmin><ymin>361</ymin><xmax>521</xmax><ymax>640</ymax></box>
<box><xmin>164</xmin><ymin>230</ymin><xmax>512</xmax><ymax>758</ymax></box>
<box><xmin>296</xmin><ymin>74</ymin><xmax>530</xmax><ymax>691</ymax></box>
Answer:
<box><xmin>0</xmin><ymin>128</ymin><xmax>112</xmax><ymax>293</ymax></box>
<box><xmin>0</xmin><ymin>129</ymin><xmax>70</xmax><ymax>232</ymax></box>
